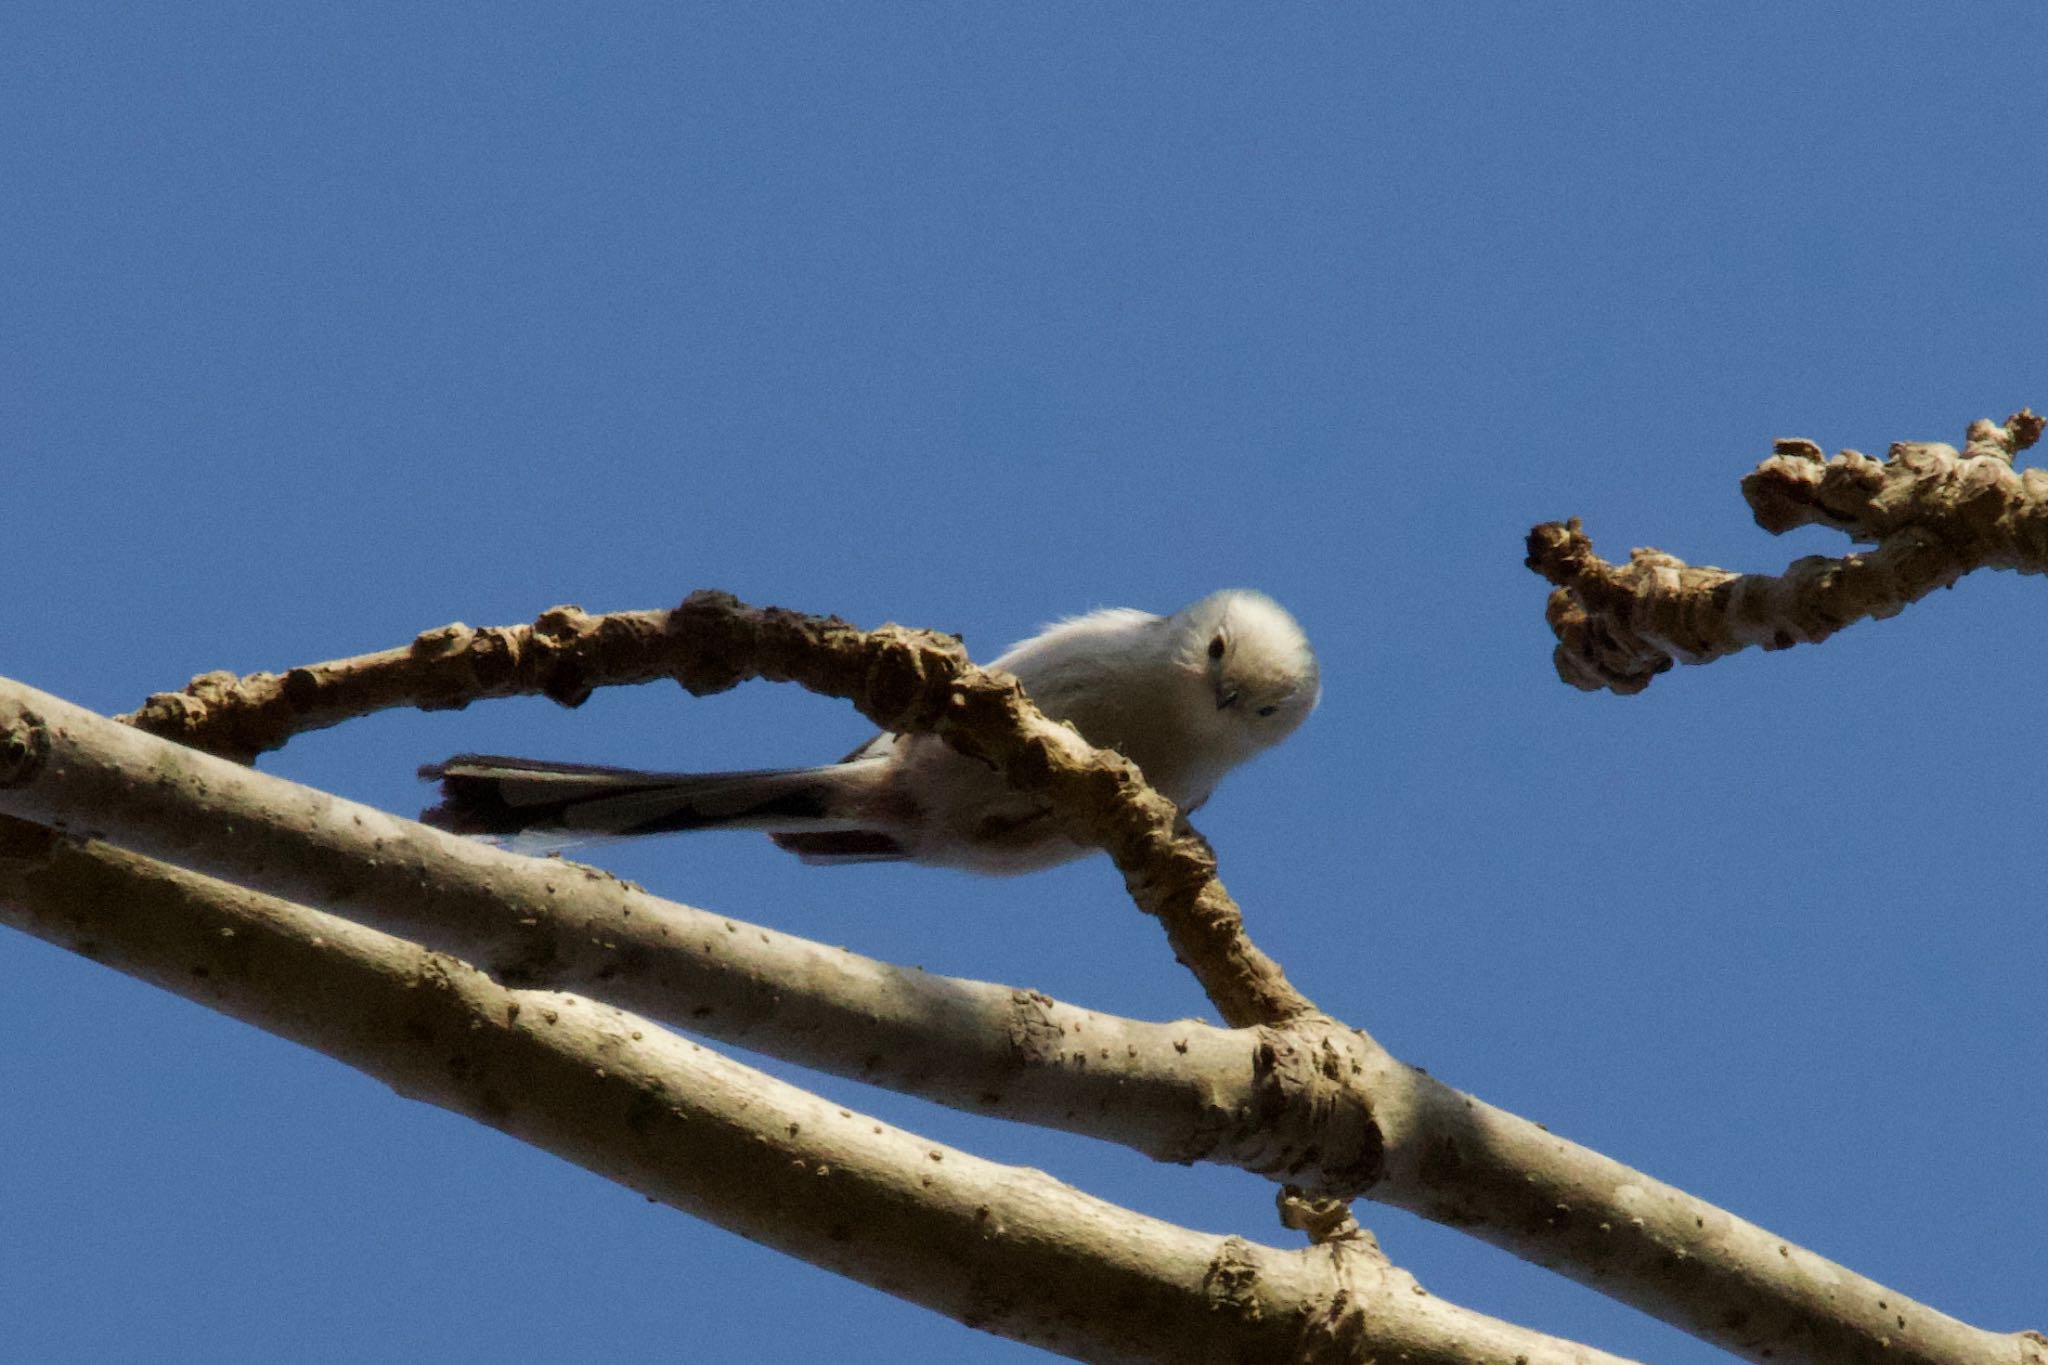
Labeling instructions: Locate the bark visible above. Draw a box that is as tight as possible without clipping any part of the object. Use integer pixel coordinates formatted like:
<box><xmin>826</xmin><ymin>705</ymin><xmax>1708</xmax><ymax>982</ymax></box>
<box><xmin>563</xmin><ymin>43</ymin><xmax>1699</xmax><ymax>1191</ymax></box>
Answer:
<box><xmin>1526</xmin><ymin>410</ymin><xmax>2045</xmax><ymax>693</ymax></box>
<box><xmin>0</xmin><ymin>819</ymin><xmax>1637</xmax><ymax>1365</ymax></box>
<box><xmin>9</xmin><ymin>677</ymin><xmax>1379</xmax><ymax>1191</ymax></box>
<box><xmin>121</xmin><ymin>590</ymin><xmax>1310</xmax><ymax>1027</ymax></box>
<box><xmin>2</xmin><ymin>677</ymin><xmax>2036</xmax><ymax>1365</ymax></box>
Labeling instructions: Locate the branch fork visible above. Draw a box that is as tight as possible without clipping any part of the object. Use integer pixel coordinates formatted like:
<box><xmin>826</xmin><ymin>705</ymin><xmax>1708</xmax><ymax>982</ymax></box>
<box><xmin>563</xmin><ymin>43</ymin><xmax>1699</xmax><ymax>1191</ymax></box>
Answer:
<box><xmin>1</xmin><ymin>537</ymin><xmax>2037</xmax><ymax>1363</ymax></box>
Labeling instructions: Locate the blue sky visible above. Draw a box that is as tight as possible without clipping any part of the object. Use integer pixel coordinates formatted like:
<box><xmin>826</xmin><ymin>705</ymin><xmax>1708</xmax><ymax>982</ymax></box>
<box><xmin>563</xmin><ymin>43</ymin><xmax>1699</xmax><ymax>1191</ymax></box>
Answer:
<box><xmin>4</xmin><ymin>5</ymin><xmax>2043</xmax><ymax>1362</ymax></box>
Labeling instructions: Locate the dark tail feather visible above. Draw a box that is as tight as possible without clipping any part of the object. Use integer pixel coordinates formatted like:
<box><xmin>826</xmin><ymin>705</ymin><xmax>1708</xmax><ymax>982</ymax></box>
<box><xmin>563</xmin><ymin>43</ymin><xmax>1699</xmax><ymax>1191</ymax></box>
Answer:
<box><xmin>769</xmin><ymin>830</ymin><xmax>910</xmax><ymax>865</ymax></box>
<box><xmin>419</xmin><ymin>753</ymin><xmax>877</xmax><ymax>845</ymax></box>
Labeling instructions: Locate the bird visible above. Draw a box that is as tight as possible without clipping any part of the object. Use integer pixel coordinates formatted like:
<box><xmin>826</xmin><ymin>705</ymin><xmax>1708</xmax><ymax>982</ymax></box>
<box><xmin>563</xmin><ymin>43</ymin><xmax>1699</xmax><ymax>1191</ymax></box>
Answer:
<box><xmin>419</xmin><ymin>589</ymin><xmax>1319</xmax><ymax>875</ymax></box>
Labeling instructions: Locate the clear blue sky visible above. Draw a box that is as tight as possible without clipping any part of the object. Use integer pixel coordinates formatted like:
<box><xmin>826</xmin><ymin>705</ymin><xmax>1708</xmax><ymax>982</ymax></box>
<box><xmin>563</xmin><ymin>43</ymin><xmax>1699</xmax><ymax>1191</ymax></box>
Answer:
<box><xmin>5</xmin><ymin>6</ymin><xmax>2043</xmax><ymax>1362</ymax></box>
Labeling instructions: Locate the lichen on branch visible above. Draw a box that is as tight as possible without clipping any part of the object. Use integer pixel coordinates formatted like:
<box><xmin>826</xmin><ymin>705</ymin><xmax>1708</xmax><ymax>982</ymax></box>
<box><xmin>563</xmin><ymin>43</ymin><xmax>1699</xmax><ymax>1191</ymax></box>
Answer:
<box><xmin>1527</xmin><ymin>409</ymin><xmax>2045</xmax><ymax>694</ymax></box>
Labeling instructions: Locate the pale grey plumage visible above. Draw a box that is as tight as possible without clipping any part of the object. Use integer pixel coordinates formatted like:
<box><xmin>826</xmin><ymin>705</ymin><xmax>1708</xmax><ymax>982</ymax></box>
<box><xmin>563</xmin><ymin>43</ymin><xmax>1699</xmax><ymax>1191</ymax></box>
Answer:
<box><xmin>421</xmin><ymin>589</ymin><xmax>1319</xmax><ymax>874</ymax></box>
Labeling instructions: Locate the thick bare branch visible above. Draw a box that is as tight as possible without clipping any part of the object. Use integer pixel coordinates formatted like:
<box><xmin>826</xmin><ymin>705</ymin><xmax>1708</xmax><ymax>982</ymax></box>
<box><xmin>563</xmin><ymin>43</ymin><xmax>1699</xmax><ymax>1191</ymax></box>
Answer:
<box><xmin>121</xmin><ymin>591</ymin><xmax>1313</xmax><ymax>1026</ymax></box>
<box><xmin>10</xmin><ymin>676</ymin><xmax>1379</xmax><ymax>1193</ymax></box>
<box><xmin>5</xmin><ymin>676</ymin><xmax>2035</xmax><ymax>1365</ymax></box>
<box><xmin>0</xmin><ymin>821</ymin><xmax>1637</xmax><ymax>1365</ymax></box>
<box><xmin>1359</xmin><ymin>1060</ymin><xmax>2041</xmax><ymax>1365</ymax></box>
<box><xmin>1527</xmin><ymin>409</ymin><xmax>2045</xmax><ymax>693</ymax></box>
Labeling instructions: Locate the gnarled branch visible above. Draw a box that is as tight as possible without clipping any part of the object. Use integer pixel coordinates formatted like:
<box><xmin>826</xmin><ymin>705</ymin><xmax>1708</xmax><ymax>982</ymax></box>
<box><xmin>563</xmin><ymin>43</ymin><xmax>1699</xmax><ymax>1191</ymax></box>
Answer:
<box><xmin>1528</xmin><ymin>409</ymin><xmax>2045</xmax><ymax>693</ymax></box>
<box><xmin>122</xmin><ymin>591</ymin><xmax>1313</xmax><ymax>1027</ymax></box>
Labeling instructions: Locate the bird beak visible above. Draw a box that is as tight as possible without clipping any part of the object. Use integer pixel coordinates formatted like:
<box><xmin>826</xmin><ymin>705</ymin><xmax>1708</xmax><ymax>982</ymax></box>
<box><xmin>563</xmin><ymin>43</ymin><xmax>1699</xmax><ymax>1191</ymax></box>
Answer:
<box><xmin>1215</xmin><ymin>687</ymin><xmax>1239</xmax><ymax>711</ymax></box>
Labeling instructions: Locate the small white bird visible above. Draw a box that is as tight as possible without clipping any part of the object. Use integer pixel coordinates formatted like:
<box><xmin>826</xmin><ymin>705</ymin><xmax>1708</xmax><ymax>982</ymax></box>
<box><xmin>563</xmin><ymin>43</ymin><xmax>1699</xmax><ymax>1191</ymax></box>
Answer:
<box><xmin>420</xmin><ymin>589</ymin><xmax>1320</xmax><ymax>875</ymax></box>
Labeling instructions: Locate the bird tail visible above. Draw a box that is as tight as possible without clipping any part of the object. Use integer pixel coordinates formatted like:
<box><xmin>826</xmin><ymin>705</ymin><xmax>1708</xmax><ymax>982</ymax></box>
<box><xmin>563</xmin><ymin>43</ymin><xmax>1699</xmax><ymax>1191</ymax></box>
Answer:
<box><xmin>418</xmin><ymin>753</ymin><xmax>891</xmax><ymax>852</ymax></box>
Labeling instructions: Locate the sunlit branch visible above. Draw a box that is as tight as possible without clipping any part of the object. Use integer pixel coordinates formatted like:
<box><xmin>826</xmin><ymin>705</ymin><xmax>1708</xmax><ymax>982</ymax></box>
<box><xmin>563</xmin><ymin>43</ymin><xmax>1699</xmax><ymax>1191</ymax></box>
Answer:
<box><xmin>1527</xmin><ymin>410</ymin><xmax>2044</xmax><ymax>694</ymax></box>
<box><xmin>0</xmin><ymin>819</ymin><xmax>1629</xmax><ymax>1365</ymax></box>
<box><xmin>2</xmin><ymin>677</ymin><xmax>2031</xmax><ymax>1365</ymax></box>
<box><xmin>121</xmin><ymin>590</ymin><xmax>1312</xmax><ymax>1027</ymax></box>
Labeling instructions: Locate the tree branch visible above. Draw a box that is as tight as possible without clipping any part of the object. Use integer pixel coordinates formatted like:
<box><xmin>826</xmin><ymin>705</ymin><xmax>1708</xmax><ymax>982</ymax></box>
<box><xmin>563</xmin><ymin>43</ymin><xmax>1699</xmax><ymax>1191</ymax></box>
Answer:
<box><xmin>21</xmin><ymin>676</ymin><xmax>1381</xmax><ymax>1190</ymax></box>
<box><xmin>0</xmin><ymin>818</ymin><xmax>1638</xmax><ymax>1365</ymax></box>
<box><xmin>4</xmin><ymin>676</ymin><xmax>2034</xmax><ymax>1365</ymax></box>
<box><xmin>121</xmin><ymin>591</ymin><xmax>1312</xmax><ymax>1027</ymax></box>
<box><xmin>1527</xmin><ymin>409</ymin><xmax>2045</xmax><ymax>693</ymax></box>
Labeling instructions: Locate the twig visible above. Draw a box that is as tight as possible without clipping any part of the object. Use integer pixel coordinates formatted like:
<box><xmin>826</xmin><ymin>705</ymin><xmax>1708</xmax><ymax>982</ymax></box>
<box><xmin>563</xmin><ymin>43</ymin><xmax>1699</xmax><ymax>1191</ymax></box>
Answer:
<box><xmin>1527</xmin><ymin>410</ymin><xmax>2045</xmax><ymax>693</ymax></box>
<box><xmin>122</xmin><ymin>591</ymin><xmax>1315</xmax><ymax>1026</ymax></box>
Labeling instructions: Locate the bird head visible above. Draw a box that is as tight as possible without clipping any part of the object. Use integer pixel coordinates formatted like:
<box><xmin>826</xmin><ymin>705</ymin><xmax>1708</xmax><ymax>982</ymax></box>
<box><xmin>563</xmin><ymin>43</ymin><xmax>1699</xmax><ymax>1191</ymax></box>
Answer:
<box><xmin>1174</xmin><ymin>589</ymin><xmax>1321</xmax><ymax>752</ymax></box>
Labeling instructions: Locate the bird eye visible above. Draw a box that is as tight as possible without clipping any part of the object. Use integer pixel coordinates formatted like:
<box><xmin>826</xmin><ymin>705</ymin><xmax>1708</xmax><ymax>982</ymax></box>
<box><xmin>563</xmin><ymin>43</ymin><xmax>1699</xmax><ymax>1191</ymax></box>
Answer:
<box><xmin>1207</xmin><ymin>634</ymin><xmax>1226</xmax><ymax>661</ymax></box>
<box><xmin>1256</xmin><ymin>704</ymin><xmax>1278</xmax><ymax>717</ymax></box>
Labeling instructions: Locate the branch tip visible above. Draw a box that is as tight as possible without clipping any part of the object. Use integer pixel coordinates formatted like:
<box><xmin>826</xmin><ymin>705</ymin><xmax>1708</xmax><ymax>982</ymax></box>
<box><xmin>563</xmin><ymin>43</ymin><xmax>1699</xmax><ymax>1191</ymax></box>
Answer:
<box><xmin>1533</xmin><ymin>409</ymin><xmax>2046</xmax><ymax>694</ymax></box>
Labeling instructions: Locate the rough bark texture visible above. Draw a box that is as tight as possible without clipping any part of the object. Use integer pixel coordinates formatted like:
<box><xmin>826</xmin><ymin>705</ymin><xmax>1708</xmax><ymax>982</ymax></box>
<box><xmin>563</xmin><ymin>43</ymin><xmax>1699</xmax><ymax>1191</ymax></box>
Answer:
<box><xmin>1528</xmin><ymin>410</ymin><xmax>2045</xmax><ymax>693</ymax></box>
<box><xmin>120</xmin><ymin>591</ymin><xmax>1313</xmax><ymax>1028</ymax></box>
